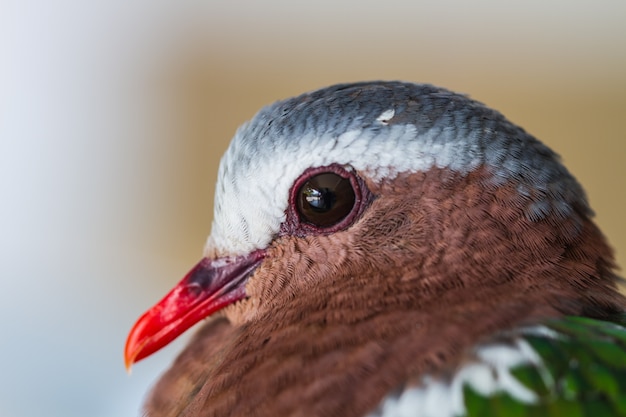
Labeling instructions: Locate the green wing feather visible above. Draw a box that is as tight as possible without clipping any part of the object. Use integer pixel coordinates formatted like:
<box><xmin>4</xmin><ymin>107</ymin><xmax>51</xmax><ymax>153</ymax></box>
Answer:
<box><xmin>463</xmin><ymin>316</ymin><xmax>626</xmax><ymax>417</ymax></box>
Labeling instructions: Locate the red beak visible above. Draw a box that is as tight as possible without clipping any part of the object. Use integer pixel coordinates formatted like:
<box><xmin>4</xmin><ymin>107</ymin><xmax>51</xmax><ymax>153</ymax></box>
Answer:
<box><xmin>124</xmin><ymin>250</ymin><xmax>265</xmax><ymax>369</ymax></box>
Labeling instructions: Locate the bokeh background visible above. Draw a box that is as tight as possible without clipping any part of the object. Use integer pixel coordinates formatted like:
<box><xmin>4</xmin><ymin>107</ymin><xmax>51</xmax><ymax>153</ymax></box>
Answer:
<box><xmin>1</xmin><ymin>1</ymin><xmax>625</xmax><ymax>416</ymax></box>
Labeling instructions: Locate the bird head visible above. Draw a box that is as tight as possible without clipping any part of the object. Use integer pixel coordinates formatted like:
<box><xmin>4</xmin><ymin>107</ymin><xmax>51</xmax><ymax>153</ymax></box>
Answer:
<box><xmin>125</xmin><ymin>82</ymin><xmax>620</xmax><ymax>369</ymax></box>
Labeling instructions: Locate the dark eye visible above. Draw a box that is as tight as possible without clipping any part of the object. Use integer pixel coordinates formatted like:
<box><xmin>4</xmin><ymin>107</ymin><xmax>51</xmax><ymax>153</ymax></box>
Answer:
<box><xmin>282</xmin><ymin>164</ymin><xmax>371</xmax><ymax>237</ymax></box>
<box><xmin>297</xmin><ymin>172</ymin><xmax>356</xmax><ymax>227</ymax></box>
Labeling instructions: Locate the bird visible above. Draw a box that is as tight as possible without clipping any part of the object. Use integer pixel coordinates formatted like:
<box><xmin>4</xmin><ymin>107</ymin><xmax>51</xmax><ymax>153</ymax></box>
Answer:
<box><xmin>124</xmin><ymin>81</ymin><xmax>626</xmax><ymax>417</ymax></box>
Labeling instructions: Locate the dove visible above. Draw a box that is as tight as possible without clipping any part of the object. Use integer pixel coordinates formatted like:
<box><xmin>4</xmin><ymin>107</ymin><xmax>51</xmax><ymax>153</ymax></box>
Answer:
<box><xmin>125</xmin><ymin>81</ymin><xmax>626</xmax><ymax>417</ymax></box>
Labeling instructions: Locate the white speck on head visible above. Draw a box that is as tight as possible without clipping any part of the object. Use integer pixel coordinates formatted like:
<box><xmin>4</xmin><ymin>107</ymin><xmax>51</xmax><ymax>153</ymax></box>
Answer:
<box><xmin>368</xmin><ymin>333</ymin><xmax>548</xmax><ymax>417</ymax></box>
<box><xmin>377</xmin><ymin>109</ymin><xmax>395</xmax><ymax>125</ymax></box>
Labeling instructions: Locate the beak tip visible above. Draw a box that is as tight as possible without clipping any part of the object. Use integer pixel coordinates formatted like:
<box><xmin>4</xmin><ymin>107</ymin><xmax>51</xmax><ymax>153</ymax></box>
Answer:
<box><xmin>124</xmin><ymin>351</ymin><xmax>134</xmax><ymax>373</ymax></box>
<box><xmin>124</xmin><ymin>328</ymin><xmax>142</xmax><ymax>372</ymax></box>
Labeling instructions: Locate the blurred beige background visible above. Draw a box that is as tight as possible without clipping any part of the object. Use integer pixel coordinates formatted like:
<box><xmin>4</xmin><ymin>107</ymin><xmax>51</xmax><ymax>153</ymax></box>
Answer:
<box><xmin>1</xmin><ymin>1</ymin><xmax>625</xmax><ymax>416</ymax></box>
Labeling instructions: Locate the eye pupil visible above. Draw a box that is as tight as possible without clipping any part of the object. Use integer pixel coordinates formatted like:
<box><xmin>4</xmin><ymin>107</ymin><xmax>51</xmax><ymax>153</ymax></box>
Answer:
<box><xmin>297</xmin><ymin>172</ymin><xmax>356</xmax><ymax>227</ymax></box>
<box><xmin>303</xmin><ymin>187</ymin><xmax>334</xmax><ymax>211</ymax></box>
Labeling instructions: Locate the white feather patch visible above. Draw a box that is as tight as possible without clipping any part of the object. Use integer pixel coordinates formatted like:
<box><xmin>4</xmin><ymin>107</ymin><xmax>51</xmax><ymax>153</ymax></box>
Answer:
<box><xmin>377</xmin><ymin>109</ymin><xmax>396</xmax><ymax>125</ymax></box>
<box><xmin>368</xmin><ymin>328</ymin><xmax>553</xmax><ymax>417</ymax></box>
